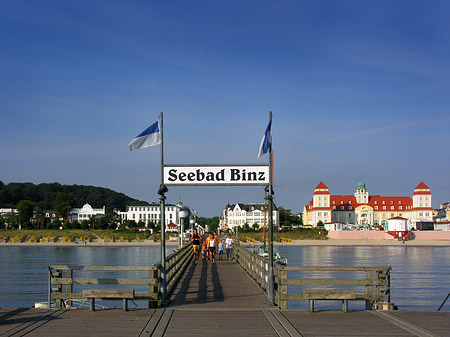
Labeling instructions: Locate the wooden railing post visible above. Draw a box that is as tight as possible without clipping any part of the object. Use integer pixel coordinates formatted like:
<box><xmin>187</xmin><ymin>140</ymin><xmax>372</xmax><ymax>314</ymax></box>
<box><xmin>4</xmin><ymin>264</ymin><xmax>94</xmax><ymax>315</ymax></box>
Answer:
<box><xmin>66</xmin><ymin>269</ymin><xmax>73</xmax><ymax>308</ymax></box>
<box><xmin>365</xmin><ymin>270</ymin><xmax>373</xmax><ymax>310</ymax></box>
<box><xmin>54</xmin><ymin>268</ymin><xmax>62</xmax><ymax>308</ymax></box>
<box><xmin>278</xmin><ymin>267</ymin><xmax>288</xmax><ymax>309</ymax></box>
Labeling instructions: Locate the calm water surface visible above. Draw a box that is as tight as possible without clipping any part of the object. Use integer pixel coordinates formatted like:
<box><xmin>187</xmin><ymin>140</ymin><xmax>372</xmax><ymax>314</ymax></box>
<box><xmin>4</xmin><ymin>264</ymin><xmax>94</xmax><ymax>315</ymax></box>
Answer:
<box><xmin>0</xmin><ymin>245</ymin><xmax>449</xmax><ymax>310</ymax></box>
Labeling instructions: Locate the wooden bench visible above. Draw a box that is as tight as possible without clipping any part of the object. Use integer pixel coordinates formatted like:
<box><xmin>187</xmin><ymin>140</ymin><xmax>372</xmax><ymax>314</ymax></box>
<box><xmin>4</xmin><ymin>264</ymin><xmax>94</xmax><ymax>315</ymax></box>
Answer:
<box><xmin>302</xmin><ymin>290</ymin><xmax>356</xmax><ymax>312</ymax></box>
<box><xmin>82</xmin><ymin>289</ymin><xmax>135</xmax><ymax>311</ymax></box>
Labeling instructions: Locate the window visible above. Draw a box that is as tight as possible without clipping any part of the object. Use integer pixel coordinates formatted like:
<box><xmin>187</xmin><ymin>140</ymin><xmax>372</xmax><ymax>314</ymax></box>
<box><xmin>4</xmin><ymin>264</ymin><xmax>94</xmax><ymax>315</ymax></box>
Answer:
<box><xmin>374</xmin><ymin>201</ymin><xmax>378</xmax><ymax>204</ymax></box>
<box><xmin>333</xmin><ymin>206</ymin><xmax>336</xmax><ymax>210</ymax></box>
<box><xmin>318</xmin><ymin>212</ymin><xmax>322</xmax><ymax>216</ymax></box>
<box><xmin>391</xmin><ymin>213</ymin><xmax>394</xmax><ymax>217</ymax></box>
<box><xmin>383</xmin><ymin>206</ymin><xmax>386</xmax><ymax>210</ymax></box>
<box><xmin>324</xmin><ymin>212</ymin><xmax>328</xmax><ymax>217</ymax></box>
<box><xmin>398</xmin><ymin>201</ymin><xmax>401</xmax><ymax>204</ymax></box>
<box><xmin>382</xmin><ymin>201</ymin><xmax>385</xmax><ymax>204</ymax></box>
<box><xmin>375</xmin><ymin>206</ymin><xmax>378</xmax><ymax>210</ymax></box>
<box><xmin>348</xmin><ymin>213</ymin><xmax>352</xmax><ymax>218</ymax></box>
<box><xmin>390</xmin><ymin>201</ymin><xmax>393</xmax><ymax>204</ymax></box>
<box><xmin>391</xmin><ymin>206</ymin><xmax>394</xmax><ymax>210</ymax></box>
<box><xmin>349</xmin><ymin>201</ymin><xmax>352</xmax><ymax>204</ymax></box>
<box><xmin>399</xmin><ymin>206</ymin><xmax>402</xmax><ymax>210</ymax></box>
<box><xmin>341</xmin><ymin>206</ymin><xmax>344</xmax><ymax>210</ymax></box>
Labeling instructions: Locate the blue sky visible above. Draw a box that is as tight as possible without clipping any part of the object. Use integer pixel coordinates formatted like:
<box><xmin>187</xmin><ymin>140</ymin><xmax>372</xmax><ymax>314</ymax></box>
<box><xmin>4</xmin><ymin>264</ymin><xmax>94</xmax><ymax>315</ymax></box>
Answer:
<box><xmin>1</xmin><ymin>0</ymin><xmax>449</xmax><ymax>217</ymax></box>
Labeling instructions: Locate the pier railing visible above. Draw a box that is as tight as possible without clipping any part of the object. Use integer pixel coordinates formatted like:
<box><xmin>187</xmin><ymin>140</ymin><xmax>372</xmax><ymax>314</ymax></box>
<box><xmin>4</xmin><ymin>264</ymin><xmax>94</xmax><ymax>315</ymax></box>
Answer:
<box><xmin>275</xmin><ymin>265</ymin><xmax>391</xmax><ymax>310</ymax></box>
<box><xmin>49</xmin><ymin>242</ymin><xmax>193</xmax><ymax>308</ymax></box>
<box><xmin>233</xmin><ymin>245</ymin><xmax>391</xmax><ymax>310</ymax></box>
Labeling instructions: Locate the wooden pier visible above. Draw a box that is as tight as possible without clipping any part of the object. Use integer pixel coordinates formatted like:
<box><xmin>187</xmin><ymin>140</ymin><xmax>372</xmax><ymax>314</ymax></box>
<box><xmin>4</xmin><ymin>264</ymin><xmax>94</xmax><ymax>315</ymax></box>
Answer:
<box><xmin>1</xmin><ymin>245</ymin><xmax>449</xmax><ymax>336</ymax></box>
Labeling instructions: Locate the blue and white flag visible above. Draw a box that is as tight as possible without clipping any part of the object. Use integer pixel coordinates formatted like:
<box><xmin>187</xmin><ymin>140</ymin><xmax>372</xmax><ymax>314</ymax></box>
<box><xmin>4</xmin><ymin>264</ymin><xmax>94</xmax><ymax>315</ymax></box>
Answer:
<box><xmin>257</xmin><ymin>120</ymin><xmax>272</xmax><ymax>158</ymax></box>
<box><xmin>129</xmin><ymin>121</ymin><xmax>161</xmax><ymax>151</ymax></box>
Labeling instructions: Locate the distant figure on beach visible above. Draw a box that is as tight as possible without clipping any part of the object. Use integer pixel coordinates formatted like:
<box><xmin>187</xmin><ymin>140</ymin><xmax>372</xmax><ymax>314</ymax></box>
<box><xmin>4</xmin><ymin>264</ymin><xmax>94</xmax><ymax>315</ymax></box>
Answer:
<box><xmin>225</xmin><ymin>234</ymin><xmax>233</xmax><ymax>260</ymax></box>
<box><xmin>218</xmin><ymin>240</ymin><xmax>224</xmax><ymax>260</ymax></box>
<box><xmin>191</xmin><ymin>229</ymin><xmax>202</xmax><ymax>264</ymax></box>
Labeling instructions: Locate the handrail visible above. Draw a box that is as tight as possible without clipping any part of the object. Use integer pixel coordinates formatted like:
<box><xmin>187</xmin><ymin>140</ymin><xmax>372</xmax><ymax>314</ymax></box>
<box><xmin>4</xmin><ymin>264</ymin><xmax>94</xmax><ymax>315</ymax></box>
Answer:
<box><xmin>49</xmin><ymin>242</ymin><xmax>193</xmax><ymax>308</ymax></box>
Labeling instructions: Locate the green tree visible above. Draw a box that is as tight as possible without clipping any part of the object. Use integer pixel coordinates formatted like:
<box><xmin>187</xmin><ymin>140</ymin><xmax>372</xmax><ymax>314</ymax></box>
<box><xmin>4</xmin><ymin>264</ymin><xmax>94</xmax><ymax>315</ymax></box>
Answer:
<box><xmin>17</xmin><ymin>200</ymin><xmax>35</xmax><ymax>229</ymax></box>
<box><xmin>53</xmin><ymin>193</ymin><xmax>74</xmax><ymax>221</ymax></box>
<box><xmin>252</xmin><ymin>222</ymin><xmax>259</xmax><ymax>232</ymax></box>
<box><xmin>278</xmin><ymin>207</ymin><xmax>298</xmax><ymax>227</ymax></box>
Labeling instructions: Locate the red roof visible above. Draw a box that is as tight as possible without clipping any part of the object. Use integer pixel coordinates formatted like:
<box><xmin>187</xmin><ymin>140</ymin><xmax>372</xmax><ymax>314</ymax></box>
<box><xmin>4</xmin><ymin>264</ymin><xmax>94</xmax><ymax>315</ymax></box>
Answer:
<box><xmin>313</xmin><ymin>181</ymin><xmax>330</xmax><ymax>195</ymax></box>
<box><xmin>414</xmin><ymin>181</ymin><xmax>430</xmax><ymax>190</ymax></box>
<box><xmin>413</xmin><ymin>181</ymin><xmax>431</xmax><ymax>195</ymax></box>
<box><xmin>167</xmin><ymin>222</ymin><xmax>177</xmax><ymax>228</ymax></box>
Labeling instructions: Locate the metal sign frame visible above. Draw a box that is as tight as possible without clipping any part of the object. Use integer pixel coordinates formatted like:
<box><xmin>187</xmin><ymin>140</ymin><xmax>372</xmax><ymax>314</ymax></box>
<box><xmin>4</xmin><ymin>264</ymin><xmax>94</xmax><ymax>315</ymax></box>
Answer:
<box><xmin>163</xmin><ymin>164</ymin><xmax>270</xmax><ymax>186</ymax></box>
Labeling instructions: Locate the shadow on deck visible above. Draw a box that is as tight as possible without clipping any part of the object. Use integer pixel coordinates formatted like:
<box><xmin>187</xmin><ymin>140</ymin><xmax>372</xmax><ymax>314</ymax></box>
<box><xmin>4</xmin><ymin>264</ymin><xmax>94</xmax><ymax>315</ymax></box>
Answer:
<box><xmin>167</xmin><ymin>258</ymin><xmax>269</xmax><ymax>308</ymax></box>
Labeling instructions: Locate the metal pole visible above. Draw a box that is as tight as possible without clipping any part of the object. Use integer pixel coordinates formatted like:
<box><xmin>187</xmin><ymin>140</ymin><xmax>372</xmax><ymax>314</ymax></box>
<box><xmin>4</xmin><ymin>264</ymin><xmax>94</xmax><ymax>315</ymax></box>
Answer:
<box><xmin>267</xmin><ymin>111</ymin><xmax>275</xmax><ymax>305</ymax></box>
<box><xmin>48</xmin><ymin>267</ymin><xmax>52</xmax><ymax>308</ymax></box>
<box><xmin>159</xmin><ymin>193</ymin><xmax>166</xmax><ymax>304</ymax></box>
<box><xmin>159</xmin><ymin>112</ymin><xmax>167</xmax><ymax>305</ymax></box>
<box><xmin>180</xmin><ymin>218</ymin><xmax>184</xmax><ymax>248</ymax></box>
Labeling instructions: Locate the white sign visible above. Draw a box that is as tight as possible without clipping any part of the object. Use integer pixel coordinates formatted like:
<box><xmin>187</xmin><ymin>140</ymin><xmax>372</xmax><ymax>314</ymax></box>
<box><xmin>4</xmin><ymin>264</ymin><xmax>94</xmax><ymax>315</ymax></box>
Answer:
<box><xmin>163</xmin><ymin>165</ymin><xmax>269</xmax><ymax>186</ymax></box>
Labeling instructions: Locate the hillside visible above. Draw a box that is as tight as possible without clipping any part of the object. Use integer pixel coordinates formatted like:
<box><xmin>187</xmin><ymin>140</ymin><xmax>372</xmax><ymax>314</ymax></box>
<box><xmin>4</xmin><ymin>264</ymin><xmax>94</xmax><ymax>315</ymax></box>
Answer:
<box><xmin>0</xmin><ymin>181</ymin><xmax>148</xmax><ymax>212</ymax></box>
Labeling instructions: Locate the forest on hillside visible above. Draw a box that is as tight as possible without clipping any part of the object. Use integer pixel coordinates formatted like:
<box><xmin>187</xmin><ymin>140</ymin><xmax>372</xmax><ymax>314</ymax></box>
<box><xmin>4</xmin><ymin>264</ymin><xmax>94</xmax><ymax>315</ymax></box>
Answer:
<box><xmin>0</xmin><ymin>181</ymin><xmax>148</xmax><ymax>212</ymax></box>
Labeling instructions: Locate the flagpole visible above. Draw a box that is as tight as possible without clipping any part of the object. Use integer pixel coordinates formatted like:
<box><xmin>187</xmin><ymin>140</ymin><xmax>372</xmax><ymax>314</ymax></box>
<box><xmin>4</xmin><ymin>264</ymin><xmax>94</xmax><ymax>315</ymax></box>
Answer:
<box><xmin>267</xmin><ymin>111</ymin><xmax>275</xmax><ymax>306</ymax></box>
<box><xmin>158</xmin><ymin>112</ymin><xmax>167</xmax><ymax>305</ymax></box>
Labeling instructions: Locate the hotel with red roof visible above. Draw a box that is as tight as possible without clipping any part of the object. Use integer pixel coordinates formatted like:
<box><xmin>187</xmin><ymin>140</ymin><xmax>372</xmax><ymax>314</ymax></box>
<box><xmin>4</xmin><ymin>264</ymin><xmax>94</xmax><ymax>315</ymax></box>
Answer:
<box><xmin>303</xmin><ymin>181</ymin><xmax>433</xmax><ymax>229</ymax></box>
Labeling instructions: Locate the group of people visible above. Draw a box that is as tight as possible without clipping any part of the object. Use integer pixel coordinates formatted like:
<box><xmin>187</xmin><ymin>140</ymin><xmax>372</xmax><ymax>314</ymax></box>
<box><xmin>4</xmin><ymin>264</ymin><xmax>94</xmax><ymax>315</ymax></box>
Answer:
<box><xmin>191</xmin><ymin>229</ymin><xmax>234</xmax><ymax>264</ymax></box>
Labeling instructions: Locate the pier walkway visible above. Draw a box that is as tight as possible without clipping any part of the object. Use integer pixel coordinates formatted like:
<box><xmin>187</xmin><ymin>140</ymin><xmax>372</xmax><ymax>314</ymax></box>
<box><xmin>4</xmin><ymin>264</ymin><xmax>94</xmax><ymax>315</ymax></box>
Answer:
<box><xmin>1</xmin><ymin>258</ymin><xmax>449</xmax><ymax>336</ymax></box>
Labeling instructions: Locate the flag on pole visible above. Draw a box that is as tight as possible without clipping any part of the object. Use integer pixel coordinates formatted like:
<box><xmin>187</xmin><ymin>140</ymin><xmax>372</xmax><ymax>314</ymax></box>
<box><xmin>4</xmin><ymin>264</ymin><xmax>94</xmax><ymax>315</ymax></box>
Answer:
<box><xmin>129</xmin><ymin>121</ymin><xmax>161</xmax><ymax>151</ymax></box>
<box><xmin>257</xmin><ymin>120</ymin><xmax>272</xmax><ymax>158</ymax></box>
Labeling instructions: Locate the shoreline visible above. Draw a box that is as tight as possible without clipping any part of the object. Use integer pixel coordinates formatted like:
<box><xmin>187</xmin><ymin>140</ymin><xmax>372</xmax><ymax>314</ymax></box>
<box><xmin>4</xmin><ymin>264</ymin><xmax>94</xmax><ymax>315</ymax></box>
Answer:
<box><xmin>1</xmin><ymin>238</ymin><xmax>448</xmax><ymax>247</ymax></box>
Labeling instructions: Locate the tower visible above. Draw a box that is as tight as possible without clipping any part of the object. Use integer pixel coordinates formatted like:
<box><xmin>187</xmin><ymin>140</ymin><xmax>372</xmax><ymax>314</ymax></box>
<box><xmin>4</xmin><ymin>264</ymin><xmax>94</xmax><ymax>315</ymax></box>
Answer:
<box><xmin>354</xmin><ymin>181</ymin><xmax>369</xmax><ymax>204</ymax></box>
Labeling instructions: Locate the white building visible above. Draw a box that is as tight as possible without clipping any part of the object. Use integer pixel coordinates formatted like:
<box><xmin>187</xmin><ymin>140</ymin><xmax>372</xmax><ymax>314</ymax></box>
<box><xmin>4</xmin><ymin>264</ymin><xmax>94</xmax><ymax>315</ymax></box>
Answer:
<box><xmin>118</xmin><ymin>201</ymin><xmax>190</xmax><ymax>229</ymax></box>
<box><xmin>69</xmin><ymin>203</ymin><xmax>105</xmax><ymax>222</ymax></box>
<box><xmin>220</xmin><ymin>203</ymin><xmax>279</xmax><ymax>230</ymax></box>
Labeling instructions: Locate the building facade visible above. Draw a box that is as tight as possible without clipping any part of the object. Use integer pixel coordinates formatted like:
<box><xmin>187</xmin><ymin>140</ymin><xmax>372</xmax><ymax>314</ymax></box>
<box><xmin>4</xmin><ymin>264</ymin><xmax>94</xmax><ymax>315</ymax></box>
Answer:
<box><xmin>69</xmin><ymin>203</ymin><xmax>106</xmax><ymax>222</ymax></box>
<box><xmin>303</xmin><ymin>181</ymin><xmax>433</xmax><ymax>229</ymax></box>
<box><xmin>118</xmin><ymin>201</ymin><xmax>190</xmax><ymax>228</ymax></box>
<box><xmin>220</xmin><ymin>202</ymin><xmax>279</xmax><ymax>230</ymax></box>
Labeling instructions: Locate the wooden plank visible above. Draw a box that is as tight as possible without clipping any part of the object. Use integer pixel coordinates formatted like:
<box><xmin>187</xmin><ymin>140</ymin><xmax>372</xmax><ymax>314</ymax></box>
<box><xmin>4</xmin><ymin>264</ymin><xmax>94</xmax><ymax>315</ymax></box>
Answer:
<box><xmin>82</xmin><ymin>289</ymin><xmax>134</xmax><ymax>299</ymax></box>
<box><xmin>51</xmin><ymin>265</ymin><xmax>158</xmax><ymax>271</ymax></box>
<box><xmin>284</xmin><ymin>279</ymin><xmax>388</xmax><ymax>286</ymax></box>
<box><xmin>302</xmin><ymin>290</ymin><xmax>356</xmax><ymax>300</ymax></box>
<box><xmin>278</xmin><ymin>266</ymin><xmax>390</xmax><ymax>272</ymax></box>
<box><xmin>270</xmin><ymin>310</ymin><xmax>303</xmax><ymax>337</ymax></box>
<box><xmin>262</xmin><ymin>310</ymin><xmax>291</xmax><ymax>337</ymax></box>
<box><xmin>138</xmin><ymin>309</ymin><xmax>164</xmax><ymax>337</ymax></box>
<box><xmin>152</xmin><ymin>309</ymin><xmax>173</xmax><ymax>337</ymax></box>
<box><xmin>371</xmin><ymin>311</ymin><xmax>441</xmax><ymax>337</ymax></box>
<box><xmin>52</xmin><ymin>278</ymin><xmax>157</xmax><ymax>285</ymax></box>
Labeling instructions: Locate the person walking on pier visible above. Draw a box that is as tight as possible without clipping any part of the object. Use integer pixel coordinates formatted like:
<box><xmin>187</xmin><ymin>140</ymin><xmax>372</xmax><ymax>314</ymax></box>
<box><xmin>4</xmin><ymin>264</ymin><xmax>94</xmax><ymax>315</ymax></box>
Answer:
<box><xmin>225</xmin><ymin>234</ymin><xmax>233</xmax><ymax>260</ymax></box>
<box><xmin>191</xmin><ymin>229</ymin><xmax>202</xmax><ymax>264</ymax></box>
<box><xmin>218</xmin><ymin>239</ymin><xmax>224</xmax><ymax>260</ymax></box>
<box><xmin>207</xmin><ymin>233</ymin><xmax>218</xmax><ymax>263</ymax></box>
<box><xmin>201</xmin><ymin>240</ymin><xmax>208</xmax><ymax>261</ymax></box>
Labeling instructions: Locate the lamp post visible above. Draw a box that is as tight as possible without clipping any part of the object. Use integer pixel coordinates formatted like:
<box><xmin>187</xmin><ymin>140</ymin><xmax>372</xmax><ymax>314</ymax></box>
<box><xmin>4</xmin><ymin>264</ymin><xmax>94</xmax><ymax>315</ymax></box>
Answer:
<box><xmin>179</xmin><ymin>210</ymin><xmax>188</xmax><ymax>248</ymax></box>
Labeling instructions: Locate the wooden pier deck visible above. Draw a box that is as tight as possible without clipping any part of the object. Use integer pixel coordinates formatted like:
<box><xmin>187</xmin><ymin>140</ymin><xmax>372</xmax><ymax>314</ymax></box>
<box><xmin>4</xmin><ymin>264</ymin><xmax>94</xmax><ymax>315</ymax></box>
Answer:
<box><xmin>1</xmin><ymin>259</ymin><xmax>449</xmax><ymax>336</ymax></box>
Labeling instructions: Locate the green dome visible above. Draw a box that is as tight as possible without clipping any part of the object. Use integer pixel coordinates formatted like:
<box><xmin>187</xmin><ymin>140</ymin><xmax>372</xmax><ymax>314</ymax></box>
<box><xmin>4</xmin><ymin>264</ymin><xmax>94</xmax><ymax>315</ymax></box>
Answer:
<box><xmin>357</xmin><ymin>181</ymin><xmax>366</xmax><ymax>190</ymax></box>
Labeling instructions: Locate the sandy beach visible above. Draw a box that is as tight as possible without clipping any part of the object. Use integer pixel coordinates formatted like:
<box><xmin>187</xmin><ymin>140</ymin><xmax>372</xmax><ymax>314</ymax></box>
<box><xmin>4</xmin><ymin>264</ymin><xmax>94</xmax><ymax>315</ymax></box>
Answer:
<box><xmin>1</xmin><ymin>238</ymin><xmax>448</xmax><ymax>247</ymax></box>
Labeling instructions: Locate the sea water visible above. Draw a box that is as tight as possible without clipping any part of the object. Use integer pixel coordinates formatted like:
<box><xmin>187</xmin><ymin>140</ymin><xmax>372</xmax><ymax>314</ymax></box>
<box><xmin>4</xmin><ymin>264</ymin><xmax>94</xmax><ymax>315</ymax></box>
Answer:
<box><xmin>0</xmin><ymin>245</ymin><xmax>449</xmax><ymax>310</ymax></box>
